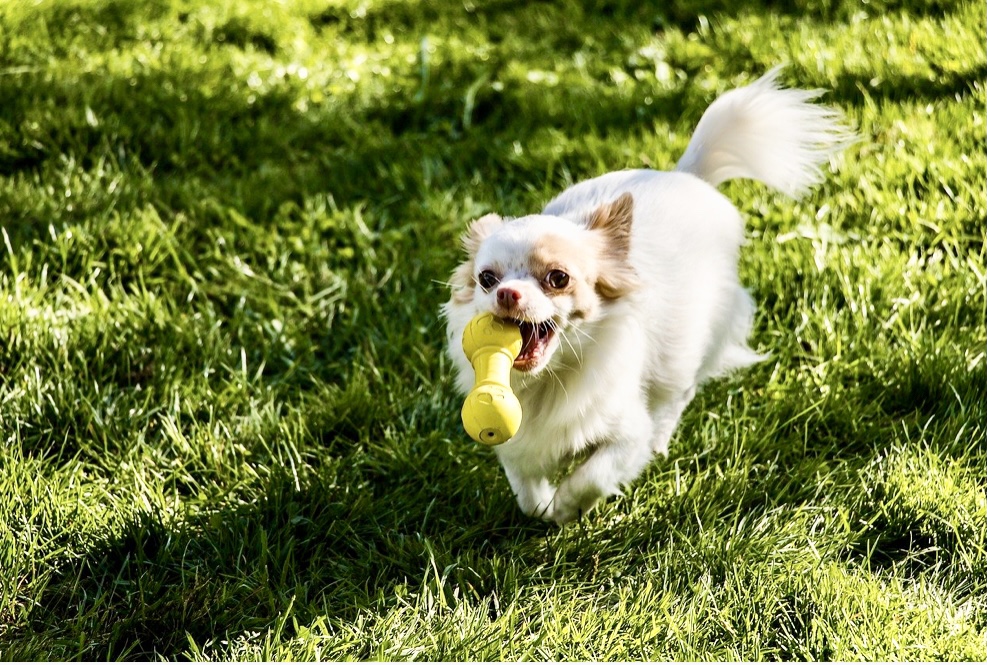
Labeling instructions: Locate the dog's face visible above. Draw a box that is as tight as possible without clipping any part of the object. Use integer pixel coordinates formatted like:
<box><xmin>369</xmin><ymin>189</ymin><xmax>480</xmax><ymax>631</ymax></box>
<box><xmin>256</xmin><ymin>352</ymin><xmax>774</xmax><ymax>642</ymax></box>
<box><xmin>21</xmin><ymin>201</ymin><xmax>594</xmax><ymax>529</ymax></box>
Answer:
<box><xmin>448</xmin><ymin>194</ymin><xmax>638</xmax><ymax>375</ymax></box>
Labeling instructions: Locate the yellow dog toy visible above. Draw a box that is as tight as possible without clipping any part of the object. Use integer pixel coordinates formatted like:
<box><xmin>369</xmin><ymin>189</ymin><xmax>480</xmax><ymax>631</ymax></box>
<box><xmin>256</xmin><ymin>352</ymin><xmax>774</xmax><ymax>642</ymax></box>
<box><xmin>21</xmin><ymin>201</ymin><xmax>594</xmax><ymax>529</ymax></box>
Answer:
<box><xmin>461</xmin><ymin>313</ymin><xmax>523</xmax><ymax>445</ymax></box>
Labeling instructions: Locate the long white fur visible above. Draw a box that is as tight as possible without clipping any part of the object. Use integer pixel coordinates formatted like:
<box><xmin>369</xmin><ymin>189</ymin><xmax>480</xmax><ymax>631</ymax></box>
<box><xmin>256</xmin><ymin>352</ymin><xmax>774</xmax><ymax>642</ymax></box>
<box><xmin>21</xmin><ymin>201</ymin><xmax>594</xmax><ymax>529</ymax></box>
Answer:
<box><xmin>675</xmin><ymin>66</ymin><xmax>855</xmax><ymax>197</ymax></box>
<box><xmin>443</xmin><ymin>69</ymin><xmax>853</xmax><ymax>524</ymax></box>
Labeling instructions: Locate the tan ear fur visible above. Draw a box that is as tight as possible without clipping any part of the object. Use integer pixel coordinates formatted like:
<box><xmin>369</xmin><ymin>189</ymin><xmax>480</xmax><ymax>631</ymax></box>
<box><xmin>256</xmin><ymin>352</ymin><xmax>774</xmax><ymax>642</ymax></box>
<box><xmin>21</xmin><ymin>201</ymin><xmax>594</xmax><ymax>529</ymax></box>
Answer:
<box><xmin>595</xmin><ymin>266</ymin><xmax>639</xmax><ymax>300</ymax></box>
<box><xmin>450</xmin><ymin>213</ymin><xmax>502</xmax><ymax>304</ymax></box>
<box><xmin>461</xmin><ymin>213</ymin><xmax>503</xmax><ymax>255</ymax></box>
<box><xmin>449</xmin><ymin>260</ymin><xmax>475</xmax><ymax>304</ymax></box>
<box><xmin>587</xmin><ymin>193</ymin><xmax>638</xmax><ymax>300</ymax></box>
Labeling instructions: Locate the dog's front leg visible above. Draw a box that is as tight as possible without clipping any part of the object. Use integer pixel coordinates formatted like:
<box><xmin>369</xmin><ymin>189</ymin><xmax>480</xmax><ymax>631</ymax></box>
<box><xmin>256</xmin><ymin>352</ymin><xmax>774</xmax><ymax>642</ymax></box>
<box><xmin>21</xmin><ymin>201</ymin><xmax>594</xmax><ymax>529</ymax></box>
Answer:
<box><xmin>649</xmin><ymin>384</ymin><xmax>696</xmax><ymax>456</ymax></box>
<box><xmin>550</xmin><ymin>404</ymin><xmax>654</xmax><ymax>524</ymax></box>
<box><xmin>499</xmin><ymin>456</ymin><xmax>557</xmax><ymax>520</ymax></box>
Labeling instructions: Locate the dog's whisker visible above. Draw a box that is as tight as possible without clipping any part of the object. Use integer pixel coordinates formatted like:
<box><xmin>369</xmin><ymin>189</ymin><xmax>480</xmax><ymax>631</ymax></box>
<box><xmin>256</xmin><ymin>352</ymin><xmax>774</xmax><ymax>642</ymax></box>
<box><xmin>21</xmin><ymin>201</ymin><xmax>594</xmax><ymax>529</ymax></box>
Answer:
<box><xmin>544</xmin><ymin>365</ymin><xmax>570</xmax><ymax>402</ymax></box>
<box><xmin>554</xmin><ymin>325</ymin><xmax>584</xmax><ymax>365</ymax></box>
<box><xmin>568</xmin><ymin>325</ymin><xmax>597</xmax><ymax>346</ymax></box>
<box><xmin>559</xmin><ymin>332</ymin><xmax>580</xmax><ymax>362</ymax></box>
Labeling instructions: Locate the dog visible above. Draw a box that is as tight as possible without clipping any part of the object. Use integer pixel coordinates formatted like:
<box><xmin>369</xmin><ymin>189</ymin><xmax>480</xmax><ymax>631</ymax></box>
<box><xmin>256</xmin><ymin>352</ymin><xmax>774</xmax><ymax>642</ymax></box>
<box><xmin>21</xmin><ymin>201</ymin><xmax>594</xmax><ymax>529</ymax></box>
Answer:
<box><xmin>442</xmin><ymin>67</ymin><xmax>853</xmax><ymax>524</ymax></box>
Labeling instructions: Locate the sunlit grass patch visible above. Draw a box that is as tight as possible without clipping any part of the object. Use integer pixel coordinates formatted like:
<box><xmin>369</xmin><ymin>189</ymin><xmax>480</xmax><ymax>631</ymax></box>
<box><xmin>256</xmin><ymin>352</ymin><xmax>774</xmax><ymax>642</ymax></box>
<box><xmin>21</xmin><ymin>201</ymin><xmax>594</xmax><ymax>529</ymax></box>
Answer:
<box><xmin>1</xmin><ymin>0</ymin><xmax>984</xmax><ymax>660</ymax></box>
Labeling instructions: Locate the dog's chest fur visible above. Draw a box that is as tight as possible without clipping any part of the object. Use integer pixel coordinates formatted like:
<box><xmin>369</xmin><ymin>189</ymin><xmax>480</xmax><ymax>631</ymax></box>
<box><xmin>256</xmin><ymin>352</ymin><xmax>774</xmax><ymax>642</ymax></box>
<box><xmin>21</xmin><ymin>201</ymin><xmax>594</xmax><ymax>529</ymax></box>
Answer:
<box><xmin>495</xmin><ymin>306</ymin><xmax>647</xmax><ymax>474</ymax></box>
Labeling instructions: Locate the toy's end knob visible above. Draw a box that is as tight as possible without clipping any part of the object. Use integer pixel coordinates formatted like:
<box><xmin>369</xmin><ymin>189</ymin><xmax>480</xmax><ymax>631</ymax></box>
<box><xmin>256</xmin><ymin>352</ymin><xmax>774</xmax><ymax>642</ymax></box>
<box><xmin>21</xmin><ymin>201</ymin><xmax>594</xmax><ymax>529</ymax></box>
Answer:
<box><xmin>461</xmin><ymin>385</ymin><xmax>522</xmax><ymax>445</ymax></box>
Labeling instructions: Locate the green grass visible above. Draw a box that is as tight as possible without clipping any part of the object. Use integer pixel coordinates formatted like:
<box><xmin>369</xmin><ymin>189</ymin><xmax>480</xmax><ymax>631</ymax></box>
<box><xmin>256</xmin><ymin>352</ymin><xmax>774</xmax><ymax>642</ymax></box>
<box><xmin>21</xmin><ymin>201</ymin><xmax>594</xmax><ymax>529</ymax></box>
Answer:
<box><xmin>0</xmin><ymin>0</ymin><xmax>984</xmax><ymax>660</ymax></box>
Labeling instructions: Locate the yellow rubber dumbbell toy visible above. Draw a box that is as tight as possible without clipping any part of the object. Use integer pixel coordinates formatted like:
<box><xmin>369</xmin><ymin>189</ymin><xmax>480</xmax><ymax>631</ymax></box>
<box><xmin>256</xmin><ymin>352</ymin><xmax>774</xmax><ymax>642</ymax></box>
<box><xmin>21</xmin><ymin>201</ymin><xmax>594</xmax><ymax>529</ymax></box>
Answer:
<box><xmin>461</xmin><ymin>312</ymin><xmax>523</xmax><ymax>445</ymax></box>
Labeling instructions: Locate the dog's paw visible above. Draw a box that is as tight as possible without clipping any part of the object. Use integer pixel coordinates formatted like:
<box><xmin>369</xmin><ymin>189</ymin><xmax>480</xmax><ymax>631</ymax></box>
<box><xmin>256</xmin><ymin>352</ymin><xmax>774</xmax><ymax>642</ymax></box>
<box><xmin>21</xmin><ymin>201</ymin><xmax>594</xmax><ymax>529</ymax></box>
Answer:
<box><xmin>550</xmin><ymin>481</ymin><xmax>604</xmax><ymax>525</ymax></box>
<box><xmin>521</xmin><ymin>498</ymin><xmax>556</xmax><ymax>522</ymax></box>
<box><xmin>515</xmin><ymin>479</ymin><xmax>557</xmax><ymax>521</ymax></box>
<box><xmin>651</xmin><ymin>437</ymin><xmax>669</xmax><ymax>457</ymax></box>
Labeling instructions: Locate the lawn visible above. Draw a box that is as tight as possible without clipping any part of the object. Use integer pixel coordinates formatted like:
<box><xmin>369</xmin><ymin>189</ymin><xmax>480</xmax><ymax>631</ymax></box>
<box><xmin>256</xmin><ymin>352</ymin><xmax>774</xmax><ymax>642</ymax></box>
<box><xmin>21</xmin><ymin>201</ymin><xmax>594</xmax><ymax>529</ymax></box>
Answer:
<box><xmin>0</xmin><ymin>0</ymin><xmax>984</xmax><ymax>660</ymax></box>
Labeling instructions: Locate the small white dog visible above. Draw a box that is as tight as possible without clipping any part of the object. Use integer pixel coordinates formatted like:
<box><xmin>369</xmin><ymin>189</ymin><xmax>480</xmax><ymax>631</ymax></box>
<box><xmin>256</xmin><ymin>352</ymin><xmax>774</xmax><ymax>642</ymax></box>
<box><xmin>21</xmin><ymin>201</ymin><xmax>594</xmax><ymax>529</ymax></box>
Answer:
<box><xmin>443</xmin><ymin>68</ymin><xmax>853</xmax><ymax>524</ymax></box>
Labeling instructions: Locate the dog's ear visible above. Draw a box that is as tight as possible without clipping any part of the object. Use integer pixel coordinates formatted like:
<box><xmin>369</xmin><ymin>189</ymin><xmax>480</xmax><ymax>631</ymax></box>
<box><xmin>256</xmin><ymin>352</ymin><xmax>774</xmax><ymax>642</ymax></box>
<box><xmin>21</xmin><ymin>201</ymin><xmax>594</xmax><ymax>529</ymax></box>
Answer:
<box><xmin>461</xmin><ymin>213</ymin><xmax>503</xmax><ymax>256</ymax></box>
<box><xmin>587</xmin><ymin>193</ymin><xmax>633</xmax><ymax>259</ymax></box>
<box><xmin>588</xmin><ymin>193</ymin><xmax>638</xmax><ymax>299</ymax></box>
<box><xmin>450</xmin><ymin>213</ymin><xmax>502</xmax><ymax>304</ymax></box>
<box><xmin>449</xmin><ymin>261</ymin><xmax>475</xmax><ymax>304</ymax></box>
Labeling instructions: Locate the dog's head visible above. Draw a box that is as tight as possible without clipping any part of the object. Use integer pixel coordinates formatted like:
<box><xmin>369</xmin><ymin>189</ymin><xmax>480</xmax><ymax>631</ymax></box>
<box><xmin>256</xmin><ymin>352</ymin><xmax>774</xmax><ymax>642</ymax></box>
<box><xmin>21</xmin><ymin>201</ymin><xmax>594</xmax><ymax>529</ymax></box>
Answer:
<box><xmin>447</xmin><ymin>193</ymin><xmax>638</xmax><ymax>375</ymax></box>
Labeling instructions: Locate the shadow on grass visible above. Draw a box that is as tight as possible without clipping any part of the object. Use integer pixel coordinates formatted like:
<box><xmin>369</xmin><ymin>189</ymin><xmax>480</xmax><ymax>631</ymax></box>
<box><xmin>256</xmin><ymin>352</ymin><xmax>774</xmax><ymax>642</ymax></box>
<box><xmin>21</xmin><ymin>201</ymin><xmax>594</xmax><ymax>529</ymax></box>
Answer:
<box><xmin>309</xmin><ymin>0</ymin><xmax>959</xmax><ymax>39</ymax></box>
<box><xmin>1</xmin><ymin>4</ymin><xmax>979</xmax><ymax>339</ymax></box>
<box><xmin>827</xmin><ymin>62</ymin><xmax>987</xmax><ymax>105</ymax></box>
<box><xmin>13</xmin><ymin>456</ymin><xmax>549</xmax><ymax>659</ymax></box>
<box><xmin>3</xmin><ymin>0</ymin><xmax>976</xmax><ymax>242</ymax></box>
<box><xmin>610</xmin><ymin>349</ymin><xmax>987</xmax><ymax>566</ymax></box>
<box><xmin>3</xmin><ymin>0</ymin><xmax>983</xmax><ymax>658</ymax></box>
<box><xmin>11</xmin><ymin>355</ymin><xmax>984</xmax><ymax>659</ymax></box>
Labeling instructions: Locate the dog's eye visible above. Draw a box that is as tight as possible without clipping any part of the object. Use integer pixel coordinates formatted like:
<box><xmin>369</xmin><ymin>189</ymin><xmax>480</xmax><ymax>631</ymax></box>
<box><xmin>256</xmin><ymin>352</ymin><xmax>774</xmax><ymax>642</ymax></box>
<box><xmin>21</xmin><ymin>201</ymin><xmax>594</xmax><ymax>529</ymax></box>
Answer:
<box><xmin>477</xmin><ymin>270</ymin><xmax>500</xmax><ymax>290</ymax></box>
<box><xmin>545</xmin><ymin>270</ymin><xmax>570</xmax><ymax>290</ymax></box>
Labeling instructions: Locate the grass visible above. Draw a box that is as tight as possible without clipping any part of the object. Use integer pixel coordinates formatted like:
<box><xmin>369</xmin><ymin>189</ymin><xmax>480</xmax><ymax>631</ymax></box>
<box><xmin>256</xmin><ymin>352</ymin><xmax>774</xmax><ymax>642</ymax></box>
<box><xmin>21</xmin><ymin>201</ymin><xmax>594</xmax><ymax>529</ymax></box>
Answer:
<box><xmin>0</xmin><ymin>0</ymin><xmax>984</xmax><ymax>660</ymax></box>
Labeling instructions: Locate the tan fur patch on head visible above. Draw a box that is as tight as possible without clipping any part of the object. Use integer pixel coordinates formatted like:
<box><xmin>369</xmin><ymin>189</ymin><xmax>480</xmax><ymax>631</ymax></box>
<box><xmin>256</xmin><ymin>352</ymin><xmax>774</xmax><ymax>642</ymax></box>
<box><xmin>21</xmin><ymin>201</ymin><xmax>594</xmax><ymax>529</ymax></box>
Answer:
<box><xmin>586</xmin><ymin>193</ymin><xmax>638</xmax><ymax>300</ymax></box>
<box><xmin>529</xmin><ymin>233</ymin><xmax>601</xmax><ymax>320</ymax></box>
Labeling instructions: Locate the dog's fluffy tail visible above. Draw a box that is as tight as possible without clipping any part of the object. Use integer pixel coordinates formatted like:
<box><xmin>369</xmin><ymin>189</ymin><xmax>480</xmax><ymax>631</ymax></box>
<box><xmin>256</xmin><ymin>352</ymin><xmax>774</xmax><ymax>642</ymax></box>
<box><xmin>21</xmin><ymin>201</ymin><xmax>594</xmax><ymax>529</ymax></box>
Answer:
<box><xmin>675</xmin><ymin>67</ymin><xmax>855</xmax><ymax>198</ymax></box>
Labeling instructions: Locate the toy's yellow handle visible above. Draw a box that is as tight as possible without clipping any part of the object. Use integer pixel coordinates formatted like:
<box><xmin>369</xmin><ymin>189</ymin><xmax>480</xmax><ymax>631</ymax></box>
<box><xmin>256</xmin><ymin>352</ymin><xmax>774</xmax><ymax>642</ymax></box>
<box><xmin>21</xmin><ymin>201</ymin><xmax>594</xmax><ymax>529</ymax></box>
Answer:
<box><xmin>461</xmin><ymin>313</ymin><xmax>523</xmax><ymax>445</ymax></box>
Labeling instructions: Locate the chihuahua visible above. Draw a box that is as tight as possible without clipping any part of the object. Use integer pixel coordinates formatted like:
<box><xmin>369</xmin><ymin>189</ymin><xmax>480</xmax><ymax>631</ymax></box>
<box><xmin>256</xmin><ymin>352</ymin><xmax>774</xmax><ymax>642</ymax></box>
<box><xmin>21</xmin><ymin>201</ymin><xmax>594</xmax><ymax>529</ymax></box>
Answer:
<box><xmin>443</xmin><ymin>67</ymin><xmax>853</xmax><ymax>524</ymax></box>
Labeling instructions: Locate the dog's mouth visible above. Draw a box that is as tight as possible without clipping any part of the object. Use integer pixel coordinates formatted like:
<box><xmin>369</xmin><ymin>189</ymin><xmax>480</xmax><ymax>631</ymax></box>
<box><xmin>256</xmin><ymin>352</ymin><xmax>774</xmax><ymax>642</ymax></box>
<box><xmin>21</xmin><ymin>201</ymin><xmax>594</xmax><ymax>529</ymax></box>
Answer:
<box><xmin>512</xmin><ymin>319</ymin><xmax>556</xmax><ymax>372</ymax></box>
